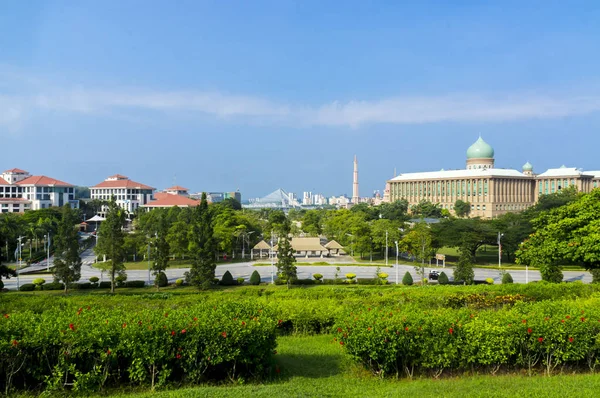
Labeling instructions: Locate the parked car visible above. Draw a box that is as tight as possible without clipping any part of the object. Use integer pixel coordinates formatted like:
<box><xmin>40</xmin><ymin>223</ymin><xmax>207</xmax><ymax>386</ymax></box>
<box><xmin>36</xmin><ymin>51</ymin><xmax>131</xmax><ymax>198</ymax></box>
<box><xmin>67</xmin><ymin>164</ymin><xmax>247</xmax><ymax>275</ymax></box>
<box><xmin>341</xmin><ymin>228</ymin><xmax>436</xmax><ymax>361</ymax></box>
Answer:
<box><xmin>428</xmin><ymin>270</ymin><xmax>439</xmax><ymax>281</ymax></box>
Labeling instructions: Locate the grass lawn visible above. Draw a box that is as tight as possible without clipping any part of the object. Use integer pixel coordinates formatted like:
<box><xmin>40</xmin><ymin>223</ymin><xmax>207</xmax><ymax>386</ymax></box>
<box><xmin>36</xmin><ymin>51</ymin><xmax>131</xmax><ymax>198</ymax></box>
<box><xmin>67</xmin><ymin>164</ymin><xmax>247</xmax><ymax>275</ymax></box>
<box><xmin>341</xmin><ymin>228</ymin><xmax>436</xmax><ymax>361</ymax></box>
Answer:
<box><xmin>115</xmin><ymin>334</ymin><xmax>600</xmax><ymax>398</ymax></box>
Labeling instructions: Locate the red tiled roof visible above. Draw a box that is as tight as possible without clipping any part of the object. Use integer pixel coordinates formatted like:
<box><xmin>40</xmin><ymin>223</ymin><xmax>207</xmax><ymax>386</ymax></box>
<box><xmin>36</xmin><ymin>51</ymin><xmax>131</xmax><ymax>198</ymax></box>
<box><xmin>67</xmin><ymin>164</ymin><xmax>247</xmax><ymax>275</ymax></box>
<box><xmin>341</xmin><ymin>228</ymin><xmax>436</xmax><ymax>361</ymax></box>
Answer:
<box><xmin>16</xmin><ymin>175</ymin><xmax>73</xmax><ymax>187</ymax></box>
<box><xmin>3</xmin><ymin>168</ymin><xmax>28</xmax><ymax>174</ymax></box>
<box><xmin>92</xmin><ymin>179</ymin><xmax>154</xmax><ymax>190</ymax></box>
<box><xmin>165</xmin><ymin>185</ymin><xmax>189</xmax><ymax>191</ymax></box>
<box><xmin>142</xmin><ymin>193</ymin><xmax>199</xmax><ymax>208</ymax></box>
<box><xmin>107</xmin><ymin>174</ymin><xmax>128</xmax><ymax>179</ymax></box>
<box><xmin>0</xmin><ymin>177</ymin><xmax>9</xmax><ymax>185</ymax></box>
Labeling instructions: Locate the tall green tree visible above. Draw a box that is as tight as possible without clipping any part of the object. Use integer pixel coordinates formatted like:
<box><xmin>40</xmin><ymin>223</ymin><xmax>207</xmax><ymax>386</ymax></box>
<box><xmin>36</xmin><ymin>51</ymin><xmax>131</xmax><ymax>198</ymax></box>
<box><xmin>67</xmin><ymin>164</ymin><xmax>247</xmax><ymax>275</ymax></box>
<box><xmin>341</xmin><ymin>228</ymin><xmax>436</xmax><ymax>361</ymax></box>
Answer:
<box><xmin>53</xmin><ymin>204</ymin><xmax>82</xmax><ymax>294</ymax></box>
<box><xmin>95</xmin><ymin>199</ymin><xmax>126</xmax><ymax>293</ymax></box>
<box><xmin>186</xmin><ymin>193</ymin><xmax>216</xmax><ymax>289</ymax></box>
<box><xmin>410</xmin><ymin>200</ymin><xmax>443</xmax><ymax>218</ymax></box>
<box><xmin>276</xmin><ymin>224</ymin><xmax>296</xmax><ymax>288</ymax></box>
<box><xmin>516</xmin><ymin>189</ymin><xmax>600</xmax><ymax>282</ymax></box>
<box><xmin>453</xmin><ymin>200</ymin><xmax>471</xmax><ymax>218</ymax></box>
<box><xmin>454</xmin><ymin>248</ymin><xmax>475</xmax><ymax>285</ymax></box>
<box><xmin>152</xmin><ymin>211</ymin><xmax>170</xmax><ymax>289</ymax></box>
<box><xmin>402</xmin><ymin>221</ymin><xmax>433</xmax><ymax>280</ymax></box>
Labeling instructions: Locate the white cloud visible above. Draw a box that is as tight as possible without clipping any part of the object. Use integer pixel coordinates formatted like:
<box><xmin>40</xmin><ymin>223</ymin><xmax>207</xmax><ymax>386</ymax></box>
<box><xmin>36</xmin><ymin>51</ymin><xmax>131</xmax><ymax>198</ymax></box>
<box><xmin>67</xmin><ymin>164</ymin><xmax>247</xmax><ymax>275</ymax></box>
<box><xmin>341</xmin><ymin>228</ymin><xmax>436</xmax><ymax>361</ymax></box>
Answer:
<box><xmin>2</xmin><ymin>69</ymin><xmax>600</xmax><ymax>130</ymax></box>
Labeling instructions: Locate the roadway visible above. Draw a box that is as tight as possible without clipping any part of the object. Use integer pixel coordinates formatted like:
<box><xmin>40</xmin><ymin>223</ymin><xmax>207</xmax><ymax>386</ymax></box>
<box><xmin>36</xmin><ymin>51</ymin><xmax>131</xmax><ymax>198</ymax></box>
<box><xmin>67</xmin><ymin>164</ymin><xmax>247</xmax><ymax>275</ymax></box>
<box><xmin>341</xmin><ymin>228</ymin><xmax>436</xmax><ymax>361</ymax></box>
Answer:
<box><xmin>2</xmin><ymin>248</ymin><xmax>593</xmax><ymax>290</ymax></box>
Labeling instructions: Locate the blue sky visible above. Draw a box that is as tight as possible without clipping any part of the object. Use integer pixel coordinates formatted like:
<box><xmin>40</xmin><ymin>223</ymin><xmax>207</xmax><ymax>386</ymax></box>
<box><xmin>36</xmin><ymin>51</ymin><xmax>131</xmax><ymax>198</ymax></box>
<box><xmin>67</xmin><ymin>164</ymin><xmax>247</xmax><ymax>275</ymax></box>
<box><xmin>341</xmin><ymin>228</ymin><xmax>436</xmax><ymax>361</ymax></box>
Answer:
<box><xmin>2</xmin><ymin>1</ymin><xmax>600</xmax><ymax>199</ymax></box>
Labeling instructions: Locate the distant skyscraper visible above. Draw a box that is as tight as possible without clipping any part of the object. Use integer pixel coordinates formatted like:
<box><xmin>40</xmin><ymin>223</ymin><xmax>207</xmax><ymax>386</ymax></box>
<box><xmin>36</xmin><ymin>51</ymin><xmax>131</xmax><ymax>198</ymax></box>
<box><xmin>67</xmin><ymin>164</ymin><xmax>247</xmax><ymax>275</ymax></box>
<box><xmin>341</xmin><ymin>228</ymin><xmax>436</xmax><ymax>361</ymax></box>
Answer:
<box><xmin>352</xmin><ymin>155</ymin><xmax>359</xmax><ymax>204</ymax></box>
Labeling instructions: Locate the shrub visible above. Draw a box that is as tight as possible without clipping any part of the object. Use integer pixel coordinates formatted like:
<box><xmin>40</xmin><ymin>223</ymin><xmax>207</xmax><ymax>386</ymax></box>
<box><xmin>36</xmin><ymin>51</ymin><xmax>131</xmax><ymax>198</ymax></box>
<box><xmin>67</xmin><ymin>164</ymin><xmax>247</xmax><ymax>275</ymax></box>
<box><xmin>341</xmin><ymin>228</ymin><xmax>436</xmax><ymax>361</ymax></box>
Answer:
<box><xmin>237</xmin><ymin>277</ymin><xmax>245</xmax><ymax>285</ymax></box>
<box><xmin>502</xmin><ymin>272</ymin><xmax>514</xmax><ymax>284</ymax></box>
<box><xmin>438</xmin><ymin>271</ymin><xmax>449</xmax><ymax>285</ymax></box>
<box><xmin>220</xmin><ymin>271</ymin><xmax>236</xmax><ymax>286</ymax></box>
<box><xmin>313</xmin><ymin>273</ymin><xmax>323</xmax><ymax>281</ymax></box>
<box><xmin>89</xmin><ymin>276</ymin><xmax>99</xmax><ymax>283</ymax></box>
<box><xmin>155</xmin><ymin>272</ymin><xmax>168</xmax><ymax>287</ymax></box>
<box><xmin>292</xmin><ymin>278</ymin><xmax>315</xmax><ymax>285</ymax></box>
<box><xmin>99</xmin><ymin>281</ymin><xmax>112</xmax><ymax>289</ymax></box>
<box><xmin>175</xmin><ymin>278</ymin><xmax>184</xmax><ymax>286</ymax></box>
<box><xmin>19</xmin><ymin>283</ymin><xmax>35</xmax><ymax>291</ymax></box>
<box><xmin>125</xmin><ymin>280</ymin><xmax>146</xmax><ymax>288</ymax></box>
<box><xmin>0</xmin><ymin>280</ymin><xmax>3</xmax><ymax>289</ymax></box>
<box><xmin>43</xmin><ymin>282</ymin><xmax>65</xmax><ymax>291</ymax></box>
<box><xmin>250</xmin><ymin>270</ymin><xmax>261</xmax><ymax>285</ymax></box>
<box><xmin>541</xmin><ymin>265</ymin><xmax>563</xmax><ymax>283</ymax></box>
<box><xmin>485</xmin><ymin>278</ymin><xmax>494</xmax><ymax>285</ymax></box>
<box><xmin>454</xmin><ymin>251</ymin><xmax>475</xmax><ymax>285</ymax></box>
<box><xmin>378</xmin><ymin>273</ymin><xmax>389</xmax><ymax>279</ymax></box>
<box><xmin>402</xmin><ymin>271</ymin><xmax>413</xmax><ymax>286</ymax></box>
<box><xmin>32</xmin><ymin>278</ymin><xmax>46</xmax><ymax>288</ymax></box>
<box><xmin>357</xmin><ymin>278</ymin><xmax>380</xmax><ymax>285</ymax></box>
<box><xmin>116</xmin><ymin>274</ymin><xmax>128</xmax><ymax>287</ymax></box>
<box><xmin>345</xmin><ymin>273</ymin><xmax>356</xmax><ymax>280</ymax></box>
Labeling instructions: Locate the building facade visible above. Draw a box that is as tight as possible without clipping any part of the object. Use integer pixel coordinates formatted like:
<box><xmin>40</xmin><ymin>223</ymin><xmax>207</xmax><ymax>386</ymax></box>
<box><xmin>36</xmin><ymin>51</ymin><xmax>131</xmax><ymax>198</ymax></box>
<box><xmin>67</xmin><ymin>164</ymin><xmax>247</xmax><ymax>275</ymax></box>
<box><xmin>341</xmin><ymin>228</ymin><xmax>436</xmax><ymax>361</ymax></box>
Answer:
<box><xmin>384</xmin><ymin>138</ymin><xmax>600</xmax><ymax>218</ymax></box>
<box><xmin>90</xmin><ymin>174</ymin><xmax>155</xmax><ymax>216</ymax></box>
<box><xmin>0</xmin><ymin>168</ymin><xmax>77</xmax><ymax>212</ymax></box>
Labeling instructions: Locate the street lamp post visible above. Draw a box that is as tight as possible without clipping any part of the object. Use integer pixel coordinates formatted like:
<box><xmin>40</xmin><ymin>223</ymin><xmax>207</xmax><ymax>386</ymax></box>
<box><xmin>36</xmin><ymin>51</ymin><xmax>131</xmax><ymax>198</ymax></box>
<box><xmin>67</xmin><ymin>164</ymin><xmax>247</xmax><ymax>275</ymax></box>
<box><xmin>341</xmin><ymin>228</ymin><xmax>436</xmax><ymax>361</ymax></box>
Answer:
<box><xmin>16</xmin><ymin>236</ymin><xmax>23</xmax><ymax>290</ymax></box>
<box><xmin>147</xmin><ymin>235</ymin><xmax>151</xmax><ymax>286</ymax></box>
<box><xmin>45</xmin><ymin>233</ymin><xmax>51</xmax><ymax>272</ymax></box>
<box><xmin>270</xmin><ymin>230</ymin><xmax>275</xmax><ymax>284</ymax></box>
<box><xmin>395</xmin><ymin>240</ymin><xmax>399</xmax><ymax>285</ymax></box>
<box><xmin>385</xmin><ymin>230</ymin><xmax>388</xmax><ymax>266</ymax></box>
<box><xmin>497</xmin><ymin>232</ymin><xmax>504</xmax><ymax>268</ymax></box>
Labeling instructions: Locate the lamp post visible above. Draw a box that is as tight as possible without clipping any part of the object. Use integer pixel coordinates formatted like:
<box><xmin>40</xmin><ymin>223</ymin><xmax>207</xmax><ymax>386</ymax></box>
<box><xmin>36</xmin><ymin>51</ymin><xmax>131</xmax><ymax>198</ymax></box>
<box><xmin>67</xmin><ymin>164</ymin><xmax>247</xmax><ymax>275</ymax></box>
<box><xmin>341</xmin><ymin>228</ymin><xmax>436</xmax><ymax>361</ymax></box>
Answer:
<box><xmin>385</xmin><ymin>230</ymin><xmax>388</xmax><ymax>266</ymax></box>
<box><xmin>270</xmin><ymin>230</ymin><xmax>275</xmax><ymax>284</ymax></box>
<box><xmin>147</xmin><ymin>235</ymin><xmax>151</xmax><ymax>286</ymax></box>
<box><xmin>45</xmin><ymin>233</ymin><xmax>51</xmax><ymax>272</ymax></box>
<box><xmin>16</xmin><ymin>236</ymin><xmax>23</xmax><ymax>290</ymax></box>
<box><xmin>497</xmin><ymin>232</ymin><xmax>504</xmax><ymax>268</ymax></box>
<box><xmin>395</xmin><ymin>240</ymin><xmax>399</xmax><ymax>285</ymax></box>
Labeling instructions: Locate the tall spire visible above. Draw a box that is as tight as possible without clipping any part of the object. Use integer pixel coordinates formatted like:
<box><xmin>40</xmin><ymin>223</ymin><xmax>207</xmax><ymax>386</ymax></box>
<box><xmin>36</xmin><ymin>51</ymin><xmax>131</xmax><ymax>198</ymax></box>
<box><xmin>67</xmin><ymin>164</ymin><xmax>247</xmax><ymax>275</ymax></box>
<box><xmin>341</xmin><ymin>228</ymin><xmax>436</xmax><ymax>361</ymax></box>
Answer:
<box><xmin>352</xmin><ymin>155</ymin><xmax>359</xmax><ymax>204</ymax></box>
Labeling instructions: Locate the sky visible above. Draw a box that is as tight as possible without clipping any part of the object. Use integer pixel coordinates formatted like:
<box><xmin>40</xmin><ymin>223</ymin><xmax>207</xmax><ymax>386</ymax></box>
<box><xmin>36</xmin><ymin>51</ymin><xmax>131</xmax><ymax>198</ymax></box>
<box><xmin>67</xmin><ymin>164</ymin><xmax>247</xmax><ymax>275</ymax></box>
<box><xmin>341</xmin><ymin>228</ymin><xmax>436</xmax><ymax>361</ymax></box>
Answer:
<box><xmin>2</xmin><ymin>1</ymin><xmax>600</xmax><ymax>200</ymax></box>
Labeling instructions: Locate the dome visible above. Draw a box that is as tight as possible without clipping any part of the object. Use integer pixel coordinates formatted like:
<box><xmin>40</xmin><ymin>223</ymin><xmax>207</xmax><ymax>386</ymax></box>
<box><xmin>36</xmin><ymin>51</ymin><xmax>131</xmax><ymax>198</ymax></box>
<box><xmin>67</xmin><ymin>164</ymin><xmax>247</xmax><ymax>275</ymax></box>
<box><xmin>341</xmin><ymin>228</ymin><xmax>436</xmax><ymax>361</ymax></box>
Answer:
<box><xmin>522</xmin><ymin>161</ymin><xmax>533</xmax><ymax>171</ymax></box>
<box><xmin>466</xmin><ymin>137</ymin><xmax>494</xmax><ymax>159</ymax></box>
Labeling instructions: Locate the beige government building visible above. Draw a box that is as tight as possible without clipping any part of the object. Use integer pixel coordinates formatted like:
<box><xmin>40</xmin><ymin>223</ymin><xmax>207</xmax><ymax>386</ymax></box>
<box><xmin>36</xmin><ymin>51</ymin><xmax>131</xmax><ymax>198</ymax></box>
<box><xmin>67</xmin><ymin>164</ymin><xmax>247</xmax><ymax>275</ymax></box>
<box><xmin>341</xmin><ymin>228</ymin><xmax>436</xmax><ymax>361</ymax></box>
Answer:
<box><xmin>383</xmin><ymin>137</ymin><xmax>600</xmax><ymax>218</ymax></box>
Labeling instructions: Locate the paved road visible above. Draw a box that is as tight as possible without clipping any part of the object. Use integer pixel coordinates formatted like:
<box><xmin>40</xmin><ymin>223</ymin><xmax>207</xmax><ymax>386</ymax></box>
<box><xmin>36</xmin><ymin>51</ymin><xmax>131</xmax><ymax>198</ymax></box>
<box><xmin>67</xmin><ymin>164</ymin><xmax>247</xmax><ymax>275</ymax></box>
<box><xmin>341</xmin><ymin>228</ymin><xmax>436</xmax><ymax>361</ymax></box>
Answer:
<box><xmin>2</xmin><ymin>249</ymin><xmax>593</xmax><ymax>290</ymax></box>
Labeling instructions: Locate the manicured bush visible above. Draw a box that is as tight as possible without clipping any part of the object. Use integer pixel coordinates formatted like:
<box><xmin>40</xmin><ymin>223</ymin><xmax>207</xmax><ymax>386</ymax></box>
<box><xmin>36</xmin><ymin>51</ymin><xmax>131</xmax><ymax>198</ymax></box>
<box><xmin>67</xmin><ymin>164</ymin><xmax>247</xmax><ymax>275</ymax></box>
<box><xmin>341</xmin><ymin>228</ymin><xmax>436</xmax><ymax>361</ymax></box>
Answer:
<box><xmin>402</xmin><ymin>272</ymin><xmax>413</xmax><ymax>286</ymax></box>
<box><xmin>43</xmin><ymin>282</ymin><xmax>65</xmax><ymax>291</ymax></box>
<box><xmin>0</xmin><ymin>302</ymin><xmax>277</xmax><ymax>393</ymax></box>
<box><xmin>357</xmin><ymin>278</ymin><xmax>380</xmax><ymax>285</ymax></box>
<box><xmin>485</xmin><ymin>278</ymin><xmax>494</xmax><ymax>285</ymax></box>
<box><xmin>502</xmin><ymin>272</ymin><xmax>514</xmax><ymax>284</ymax></box>
<box><xmin>345</xmin><ymin>273</ymin><xmax>357</xmax><ymax>284</ymax></box>
<box><xmin>125</xmin><ymin>280</ymin><xmax>146</xmax><ymax>288</ymax></box>
<box><xmin>99</xmin><ymin>281</ymin><xmax>112</xmax><ymax>289</ymax></box>
<box><xmin>32</xmin><ymin>278</ymin><xmax>46</xmax><ymax>289</ymax></box>
<box><xmin>175</xmin><ymin>279</ymin><xmax>184</xmax><ymax>286</ymax></box>
<box><xmin>313</xmin><ymin>273</ymin><xmax>323</xmax><ymax>281</ymax></box>
<box><xmin>292</xmin><ymin>278</ymin><xmax>315</xmax><ymax>285</ymax></box>
<box><xmin>67</xmin><ymin>282</ymin><xmax>92</xmax><ymax>290</ymax></box>
<box><xmin>237</xmin><ymin>277</ymin><xmax>245</xmax><ymax>285</ymax></box>
<box><xmin>89</xmin><ymin>276</ymin><xmax>99</xmax><ymax>283</ymax></box>
<box><xmin>19</xmin><ymin>283</ymin><xmax>35</xmax><ymax>291</ymax></box>
<box><xmin>116</xmin><ymin>274</ymin><xmax>127</xmax><ymax>287</ymax></box>
<box><xmin>250</xmin><ymin>270</ymin><xmax>261</xmax><ymax>285</ymax></box>
<box><xmin>220</xmin><ymin>271</ymin><xmax>236</xmax><ymax>286</ymax></box>
<box><xmin>155</xmin><ymin>272</ymin><xmax>168</xmax><ymax>287</ymax></box>
<box><xmin>0</xmin><ymin>280</ymin><xmax>3</xmax><ymax>289</ymax></box>
<box><xmin>335</xmin><ymin>298</ymin><xmax>600</xmax><ymax>378</ymax></box>
<box><xmin>378</xmin><ymin>273</ymin><xmax>389</xmax><ymax>279</ymax></box>
<box><xmin>438</xmin><ymin>272</ymin><xmax>449</xmax><ymax>285</ymax></box>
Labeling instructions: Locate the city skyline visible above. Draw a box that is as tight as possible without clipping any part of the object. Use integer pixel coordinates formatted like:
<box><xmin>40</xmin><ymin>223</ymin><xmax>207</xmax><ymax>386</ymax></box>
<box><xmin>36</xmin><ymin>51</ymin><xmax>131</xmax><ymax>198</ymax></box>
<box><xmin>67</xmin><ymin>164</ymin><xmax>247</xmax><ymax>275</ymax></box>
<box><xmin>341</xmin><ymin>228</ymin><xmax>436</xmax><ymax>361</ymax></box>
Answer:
<box><xmin>3</xmin><ymin>2</ymin><xmax>600</xmax><ymax>197</ymax></box>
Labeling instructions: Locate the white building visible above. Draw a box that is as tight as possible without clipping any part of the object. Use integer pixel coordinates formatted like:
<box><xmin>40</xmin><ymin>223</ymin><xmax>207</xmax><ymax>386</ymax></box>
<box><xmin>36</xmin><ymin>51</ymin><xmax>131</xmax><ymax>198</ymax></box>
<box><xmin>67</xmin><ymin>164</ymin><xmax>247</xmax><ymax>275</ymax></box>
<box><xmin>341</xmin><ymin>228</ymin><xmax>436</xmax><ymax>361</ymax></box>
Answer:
<box><xmin>90</xmin><ymin>174</ymin><xmax>154</xmax><ymax>216</ymax></box>
<box><xmin>0</xmin><ymin>168</ymin><xmax>77</xmax><ymax>212</ymax></box>
<box><xmin>314</xmin><ymin>194</ymin><xmax>327</xmax><ymax>206</ymax></box>
<box><xmin>302</xmin><ymin>191</ymin><xmax>313</xmax><ymax>206</ymax></box>
<box><xmin>328</xmin><ymin>195</ymin><xmax>351</xmax><ymax>207</ymax></box>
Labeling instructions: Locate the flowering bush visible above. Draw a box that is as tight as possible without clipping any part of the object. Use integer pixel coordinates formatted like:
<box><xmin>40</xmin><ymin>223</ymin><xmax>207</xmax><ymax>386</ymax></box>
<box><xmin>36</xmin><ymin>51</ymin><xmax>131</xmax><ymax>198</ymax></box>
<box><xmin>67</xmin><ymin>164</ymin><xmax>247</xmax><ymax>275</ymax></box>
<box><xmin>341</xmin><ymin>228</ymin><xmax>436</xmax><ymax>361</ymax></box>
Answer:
<box><xmin>0</xmin><ymin>301</ymin><xmax>277</xmax><ymax>393</ymax></box>
<box><xmin>334</xmin><ymin>299</ymin><xmax>600</xmax><ymax>377</ymax></box>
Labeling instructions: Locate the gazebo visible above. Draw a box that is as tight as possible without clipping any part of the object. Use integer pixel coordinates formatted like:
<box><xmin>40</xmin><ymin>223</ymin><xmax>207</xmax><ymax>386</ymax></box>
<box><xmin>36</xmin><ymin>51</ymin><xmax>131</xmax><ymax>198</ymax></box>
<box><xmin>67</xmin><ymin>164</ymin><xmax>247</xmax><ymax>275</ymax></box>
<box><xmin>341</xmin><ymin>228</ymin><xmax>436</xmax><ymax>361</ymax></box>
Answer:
<box><xmin>252</xmin><ymin>240</ymin><xmax>271</xmax><ymax>260</ymax></box>
<box><xmin>324</xmin><ymin>240</ymin><xmax>345</xmax><ymax>256</ymax></box>
<box><xmin>273</xmin><ymin>237</ymin><xmax>329</xmax><ymax>258</ymax></box>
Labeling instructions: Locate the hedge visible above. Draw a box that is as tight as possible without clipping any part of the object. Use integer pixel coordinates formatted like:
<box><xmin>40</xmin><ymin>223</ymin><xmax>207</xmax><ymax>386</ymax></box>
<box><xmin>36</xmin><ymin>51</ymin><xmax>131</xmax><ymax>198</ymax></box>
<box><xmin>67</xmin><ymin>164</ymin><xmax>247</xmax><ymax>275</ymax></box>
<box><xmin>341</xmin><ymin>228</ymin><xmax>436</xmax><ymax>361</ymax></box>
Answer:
<box><xmin>125</xmin><ymin>280</ymin><xmax>147</xmax><ymax>288</ymax></box>
<box><xmin>335</xmin><ymin>299</ymin><xmax>600</xmax><ymax>377</ymax></box>
<box><xmin>98</xmin><ymin>281</ymin><xmax>112</xmax><ymax>289</ymax></box>
<box><xmin>18</xmin><ymin>284</ymin><xmax>35</xmax><ymax>291</ymax></box>
<box><xmin>43</xmin><ymin>282</ymin><xmax>65</xmax><ymax>291</ymax></box>
<box><xmin>0</xmin><ymin>302</ymin><xmax>277</xmax><ymax>393</ymax></box>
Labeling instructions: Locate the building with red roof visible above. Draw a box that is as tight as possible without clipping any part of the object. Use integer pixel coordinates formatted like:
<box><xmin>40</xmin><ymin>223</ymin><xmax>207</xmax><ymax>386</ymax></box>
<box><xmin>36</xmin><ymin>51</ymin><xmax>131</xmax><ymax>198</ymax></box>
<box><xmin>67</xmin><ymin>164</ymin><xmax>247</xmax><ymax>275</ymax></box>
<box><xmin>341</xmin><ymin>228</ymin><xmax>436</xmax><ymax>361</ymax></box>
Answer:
<box><xmin>90</xmin><ymin>174</ymin><xmax>155</xmax><ymax>215</ymax></box>
<box><xmin>142</xmin><ymin>192</ymin><xmax>199</xmax><ymax>210</ymax></box>
<box><xmin>0</xmin><ymin>168</ymin><xmax>77</xmax><ymax>212</ymax></box>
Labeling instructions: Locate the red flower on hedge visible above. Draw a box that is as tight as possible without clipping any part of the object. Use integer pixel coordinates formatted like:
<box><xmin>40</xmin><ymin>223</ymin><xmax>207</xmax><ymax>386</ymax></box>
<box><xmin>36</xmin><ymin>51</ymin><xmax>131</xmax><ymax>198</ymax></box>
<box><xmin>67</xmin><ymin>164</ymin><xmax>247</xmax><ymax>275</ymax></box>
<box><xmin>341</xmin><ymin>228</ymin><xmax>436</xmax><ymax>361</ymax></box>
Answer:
<box><xmin>566</xmin><ymin>315</ymin><xmax>571</xmax><ymax>319</ymax></box>
<box><xmin>448</xmin><ymin>328</ymin><xmax>454</xmax><ymax>335</ymax></box>
<box><xmin>337</xmin><ymin>327</ymin><xmax>342</xmax><ymax>333</ymax></box>
<box><xmin>69</xmin><ymin>323</ymin><xmax>75</xmax><ymax>331</ymax></box>
<box><xmin>405</xmin><ymin>327</ymin><xmax>409</xmax><ymax>332</ymax></box>
<box><xmin>193</xmin><ymin>317</ymin><xmax>198</xmax><ymax>321</ymax></box>
<box><xmin>522</xmin><ymin>319</ymin><xmax>527</xmax><ymax>324</ymax></box>
<box><xmin>12</xmin><ymin>340</ymin><xmax>18</xmax><ymax>347</ymax></box>
<box><xmin>171</xmin><ymin>331</ymin><xmax>176</xmax><ymax>336</ymax></box>
<box><xmin>581</xmin><ymin>317</ymin><xmax>586</xmax><ymax>322</ymax></box>
<box><xmin>107</xmin><ymin>349</ymin><xmax>111</xmax><ymax>355</ymax></box>
<box><xmin>561</xmin><ymin>319</ymin><xmax>565</xmax><ymax>323</ymax></box>
<box><xmin>368</xmin><ymin>327</ymin><xmax>372</xmax><ymax>331</ymax></box>
<box><xmin>569</xmin><ymin>337</ymin><xmax>574</xmax><ymax>343</ymax></box>
<box><xmin>241</xmin><ymin>321</ymin><xmax>246</xmax><ymax>326</ymax></box>
<box><xmin>122</xmin><ymin>323</ymin><xmax>127</xmax><ymax>328</ymax></box>
<box><xmin>278</xmin><ymin>319</ymin><xmax>282</xmax><ymax>324</ymax></box>
<box><xmin>176</xmin><ymin>354</ymin><xmax>181</xmax><ymax>359</ymax></box>
<box><xmin>3</xmin><ymin>314</ymin><xmax>8</xmax><ymax>319</ymax></box>
<box><xmin>222</xmin><ymin>331</ymin><xmax>227</xmax><ymax>338</ymax></box>
<box><xmin>165</xmin><ymin>313</ymin><xmax>169</xmax><ymax>317</ymax></box>
<box><xmin>527</xmin><ymin>328</ymin><xmax>532</xmax><ymax>334</ymax></box>
<box><xmin>181</xmin><ymin>329</ymin><xmax>186</xmax><ymax>334</ymax></box>
<box><xmin>538</xmin><ymin>337</ymin><xmax>544</xmax><ymax>343</ymax></box>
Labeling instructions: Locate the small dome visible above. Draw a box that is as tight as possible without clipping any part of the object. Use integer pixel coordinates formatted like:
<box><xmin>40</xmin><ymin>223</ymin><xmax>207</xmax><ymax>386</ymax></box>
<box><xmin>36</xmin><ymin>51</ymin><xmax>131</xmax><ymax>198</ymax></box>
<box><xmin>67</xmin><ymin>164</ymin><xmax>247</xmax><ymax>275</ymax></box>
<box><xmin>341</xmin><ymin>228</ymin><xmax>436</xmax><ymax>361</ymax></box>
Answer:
<box><xmin>466</xmin><ymin>137</ymin><xmax>494</xmax><ymax>159</ymax></box>
<box><xmin>522</xmin><ymin>161</ymin><xmax>533</xmax><ymax>171</ymax></box>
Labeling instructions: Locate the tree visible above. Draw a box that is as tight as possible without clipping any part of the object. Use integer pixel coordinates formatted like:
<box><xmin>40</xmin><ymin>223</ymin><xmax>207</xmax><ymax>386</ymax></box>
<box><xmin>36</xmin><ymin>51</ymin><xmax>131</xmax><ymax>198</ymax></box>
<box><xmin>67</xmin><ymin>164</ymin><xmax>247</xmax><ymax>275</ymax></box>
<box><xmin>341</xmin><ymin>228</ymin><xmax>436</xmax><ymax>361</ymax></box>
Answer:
<box><xmin>516</xmin><ymin>189</ymin><xmax>600</xmax><ymax>282</ymax></box>
<box><xmin>53</xmin><ymin>205</ymin><xmax>82</xmax><ymax>294</ymax></box>
<box><xmin>377</xmin><ymin>200</ymin><xmax>409</xmax><ymax>221</ymax></box>
<box><xmin>433</xmin><ymin>218</ymin><xmax>496</xmax><ymax>262</ymax></box>
<box><xmin>95</xmin><ymin>199</ymin><xmax>126</xmax><ymax>293</ymax></box>
<box><xmin>402</xmin><ymin>222</ymin><xmax>433</xmax><ymax>282</ymax></box>
<box><xmin>152</xmin><ymin>212</ymin><xmax>170</xmax><ymax>290</ymax></box>
<box><xmin>454</xmin><ymin>248</ymin><xmax>475</xmax><ymax>285</ymax></box>
<box><xmin>186</xmin><ymin>193</ymin><xmax>216</xmax><ymax>289</ymax></box>
<box><xmin>410</xmin><ymin>200</ymin><xmax>443</xmax><ymax>218</ymax></box>
<box><xmin>301</xmin><ymin>210</ymin><xmax>323</xmax><ymax>236</ymax></box>
<box><xmin>402</xmin><ymin>271</ymin><xmax>413</xmax><ymax>285</ymax></box>
<box><xmin>276</xmin><ymin>224</ymin><xmax>297</xmax><ymax>288</ymax></box>
<box><xmin>454</xmin><ymin>200</ymin><xmax>471</xmax><ymax>218</ymax></box>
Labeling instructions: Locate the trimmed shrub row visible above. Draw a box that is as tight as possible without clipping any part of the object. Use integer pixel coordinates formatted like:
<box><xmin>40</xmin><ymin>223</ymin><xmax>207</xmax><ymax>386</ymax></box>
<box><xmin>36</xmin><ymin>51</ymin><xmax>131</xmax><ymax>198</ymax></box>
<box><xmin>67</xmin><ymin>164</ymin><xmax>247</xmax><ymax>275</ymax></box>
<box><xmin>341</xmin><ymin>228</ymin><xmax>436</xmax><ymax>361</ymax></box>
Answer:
<box><xmin>335</xmin><ymin>299</ymin><xmax>600</xmax><ymax>377</ymax></box>
<box><xmin>0</xmin><ymin>302</ymin><xmax>277</xmax><ymax>393</ymax></box>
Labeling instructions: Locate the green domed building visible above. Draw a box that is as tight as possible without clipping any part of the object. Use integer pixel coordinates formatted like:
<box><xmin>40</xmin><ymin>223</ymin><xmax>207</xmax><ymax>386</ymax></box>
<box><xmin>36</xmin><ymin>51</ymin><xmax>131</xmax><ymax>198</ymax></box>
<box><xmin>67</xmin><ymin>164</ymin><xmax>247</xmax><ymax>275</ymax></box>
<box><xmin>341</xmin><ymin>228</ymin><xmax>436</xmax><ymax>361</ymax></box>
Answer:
<box><xmin>466</xmin><ymin>137</ymin><xmax>495</xmax><ymax>170</ymax></box>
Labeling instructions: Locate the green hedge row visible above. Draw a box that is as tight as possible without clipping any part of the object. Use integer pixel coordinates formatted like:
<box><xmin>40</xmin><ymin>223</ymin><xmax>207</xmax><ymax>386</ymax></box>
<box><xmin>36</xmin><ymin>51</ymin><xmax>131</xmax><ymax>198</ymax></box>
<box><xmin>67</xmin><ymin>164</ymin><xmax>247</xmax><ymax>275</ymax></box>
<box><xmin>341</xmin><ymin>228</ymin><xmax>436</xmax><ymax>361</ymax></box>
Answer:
<box><xmin>335</xmin><ymin>299</ymin><xmax>600</xmax><ymax>377</ymax></box>
<box><xmin>0</xmin><ymin>302</ymin><xmax>277</xmax><ymax>393</ymax></box>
